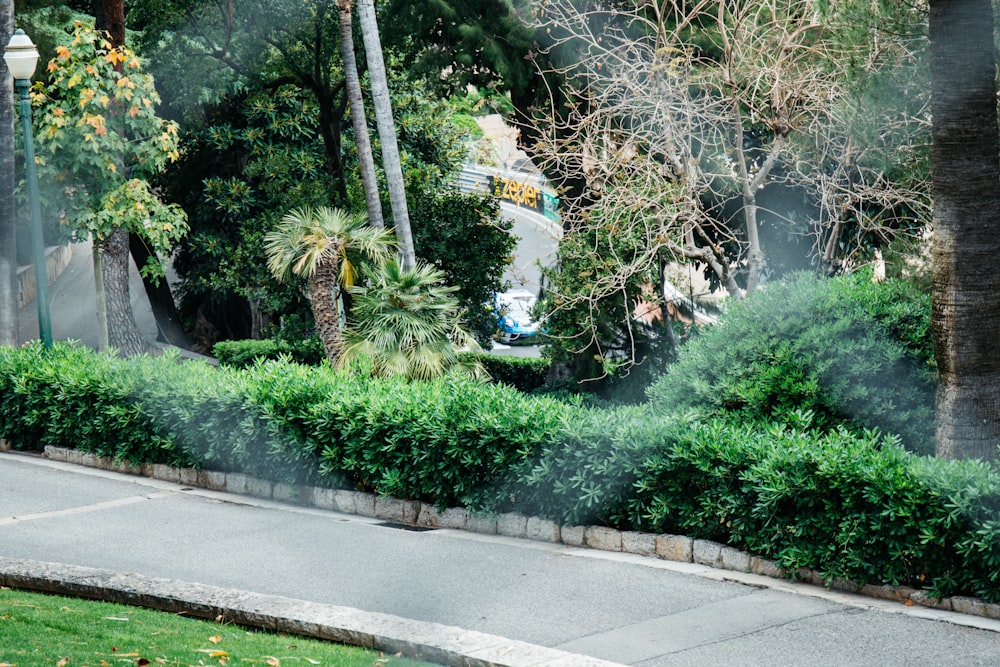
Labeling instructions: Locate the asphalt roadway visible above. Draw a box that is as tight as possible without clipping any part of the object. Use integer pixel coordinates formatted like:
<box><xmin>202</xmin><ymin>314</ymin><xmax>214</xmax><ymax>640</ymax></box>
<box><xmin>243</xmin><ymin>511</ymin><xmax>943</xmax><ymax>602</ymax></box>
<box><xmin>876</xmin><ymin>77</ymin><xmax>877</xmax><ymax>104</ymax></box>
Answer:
<box><xmin>3</xmin><ymin>452</ymin><xmax>1000</xmax><ymax>666</ymax></box>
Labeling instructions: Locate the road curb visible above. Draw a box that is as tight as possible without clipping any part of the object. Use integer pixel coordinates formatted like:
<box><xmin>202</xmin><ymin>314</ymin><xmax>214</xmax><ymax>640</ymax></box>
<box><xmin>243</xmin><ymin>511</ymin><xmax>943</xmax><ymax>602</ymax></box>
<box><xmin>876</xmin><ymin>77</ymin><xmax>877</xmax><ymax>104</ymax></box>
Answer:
<box><xmin>0</xmin><ymin>557</ymin><xmax>624</xmax><ymax>667</ymax></box>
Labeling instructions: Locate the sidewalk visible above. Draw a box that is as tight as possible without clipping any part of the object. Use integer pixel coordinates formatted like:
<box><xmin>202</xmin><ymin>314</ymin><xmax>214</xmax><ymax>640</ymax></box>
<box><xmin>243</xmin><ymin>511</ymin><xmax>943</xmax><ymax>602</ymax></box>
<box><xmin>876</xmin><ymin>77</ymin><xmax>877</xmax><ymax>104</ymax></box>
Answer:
<box><xmin>3</xmin><ymin>451</ymin><xmax>1000</xmax><ymax>666</ymax></box>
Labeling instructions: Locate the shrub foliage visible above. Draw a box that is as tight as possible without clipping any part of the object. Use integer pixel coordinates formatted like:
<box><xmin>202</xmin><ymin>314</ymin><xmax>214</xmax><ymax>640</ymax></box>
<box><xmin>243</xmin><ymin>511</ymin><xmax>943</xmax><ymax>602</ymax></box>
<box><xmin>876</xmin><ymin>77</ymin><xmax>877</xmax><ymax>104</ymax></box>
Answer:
<box><xmin>647</xmin><ymin>272</ymin><xmax>936</xmax><ymax>453</ymax></box>
<box><xmin>2</xmin><ymin>342</ymin><xmax>999</xmax><ymax>602</ymax></box>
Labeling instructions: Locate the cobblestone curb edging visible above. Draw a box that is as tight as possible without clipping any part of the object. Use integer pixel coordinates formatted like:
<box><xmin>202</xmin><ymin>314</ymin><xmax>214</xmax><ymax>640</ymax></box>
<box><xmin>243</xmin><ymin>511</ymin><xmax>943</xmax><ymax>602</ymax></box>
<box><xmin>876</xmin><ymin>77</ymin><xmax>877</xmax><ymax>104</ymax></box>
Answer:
<box><xmin>25</xmin><ymin>445</ymin><xmax>1000</xmax><ymax>623</ymax></box>
<box><xmin>0</xmin><ymin>557</ymin><xmax>623</xmax><ymax>667</ymax></box>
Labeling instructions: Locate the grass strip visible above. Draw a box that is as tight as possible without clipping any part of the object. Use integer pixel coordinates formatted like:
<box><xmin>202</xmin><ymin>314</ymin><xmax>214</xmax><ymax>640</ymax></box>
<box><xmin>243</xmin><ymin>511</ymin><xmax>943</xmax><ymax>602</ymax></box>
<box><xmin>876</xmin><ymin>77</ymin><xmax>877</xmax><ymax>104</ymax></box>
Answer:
<box><xmin>0</xmin><ymin>588</ymin><xmax>437</xmax><ymax>667</ymax></box>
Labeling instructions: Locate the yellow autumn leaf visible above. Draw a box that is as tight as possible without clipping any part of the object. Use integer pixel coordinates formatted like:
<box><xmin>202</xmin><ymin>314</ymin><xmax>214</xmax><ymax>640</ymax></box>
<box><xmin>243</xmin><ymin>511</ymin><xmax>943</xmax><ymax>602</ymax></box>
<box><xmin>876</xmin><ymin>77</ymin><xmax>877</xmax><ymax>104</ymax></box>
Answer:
<box><xmin>55</xmin><ymin>45</ymin><xmax>70</xmax><ymax>60</ymax></box>
<box><xmin>208</xmin><ymin>634</ymin><xmax>222</xmax><ymax>644</ymax></box>
<box><xmin>128</xmin><ymin>105</ymin><xmax>140</xmax><ymax>117</ymax></box>
<box><xmin>266</xmin><ymin>658</ymin><xmax>280</xmax><ymax>666</ymax></box>
<box><xmin>99</xmin><ymin>94</ymin><xmax>110</xmax><ymax>107</ymax></box>
<box><xmin>211</xmin><ymin>651</ymin><xmax>228</xmax><ymax>658</ymax></box>
<box><xmin>56</xmin><ymin>658</ymin><xmax>69</xmax><ymax>667</ymax></box>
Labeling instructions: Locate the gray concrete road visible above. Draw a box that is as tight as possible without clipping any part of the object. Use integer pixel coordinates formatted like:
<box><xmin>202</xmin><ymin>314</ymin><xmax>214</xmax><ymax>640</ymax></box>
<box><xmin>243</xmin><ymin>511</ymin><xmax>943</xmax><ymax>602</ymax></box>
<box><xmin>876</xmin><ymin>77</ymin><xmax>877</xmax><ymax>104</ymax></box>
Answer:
<box><xmin>17</xmin><ymin>240</ymin><xmax>158</xmax><ymax>348</ymax></box>
<box><xmin>2</xmin><ymin>452</ymin><xmax>1000</xmax><ymax>666</ymax></box>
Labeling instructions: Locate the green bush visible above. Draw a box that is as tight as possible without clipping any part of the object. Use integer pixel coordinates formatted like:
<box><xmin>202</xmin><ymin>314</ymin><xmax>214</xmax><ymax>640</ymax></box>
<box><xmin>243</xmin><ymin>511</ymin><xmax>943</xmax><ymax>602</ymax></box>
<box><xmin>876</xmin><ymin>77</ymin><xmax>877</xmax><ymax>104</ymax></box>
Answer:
<box><xmin>213</xmin><ymin>335</ymin><xmax>324</xmax><ymax>369</ymax></box>
<box><xmin>459</xmin><ymin>352</ymin><xmax>549</xmax><ymax>393</ymax></box>
<box><xmin>647</xmin><ymin>271</ymin><xmax>936</xmax><ymax>453</ymax></box>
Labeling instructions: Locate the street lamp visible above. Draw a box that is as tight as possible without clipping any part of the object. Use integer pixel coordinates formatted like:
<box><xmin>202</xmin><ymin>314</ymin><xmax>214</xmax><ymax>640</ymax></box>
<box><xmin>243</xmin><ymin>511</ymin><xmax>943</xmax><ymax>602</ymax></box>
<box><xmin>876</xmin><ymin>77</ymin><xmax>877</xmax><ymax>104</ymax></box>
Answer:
<box><xmin>4</xmin><ymin>29</ymin><xmax>51</xmax><ymax>348</ymax></box>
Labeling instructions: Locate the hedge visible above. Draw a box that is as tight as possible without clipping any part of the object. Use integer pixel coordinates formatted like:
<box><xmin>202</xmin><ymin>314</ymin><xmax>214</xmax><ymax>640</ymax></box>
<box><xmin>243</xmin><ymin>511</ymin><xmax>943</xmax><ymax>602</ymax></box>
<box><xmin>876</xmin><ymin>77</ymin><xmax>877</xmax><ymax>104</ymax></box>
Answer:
<box><xmin>2</xmin><ymin>342</ymin><xmax>999</xmax><ymax>602</ymax></box>
<box><xmin>214</xmin><ymin>337</ymin><xmax>550</xmax><ymax>395</ymax></box>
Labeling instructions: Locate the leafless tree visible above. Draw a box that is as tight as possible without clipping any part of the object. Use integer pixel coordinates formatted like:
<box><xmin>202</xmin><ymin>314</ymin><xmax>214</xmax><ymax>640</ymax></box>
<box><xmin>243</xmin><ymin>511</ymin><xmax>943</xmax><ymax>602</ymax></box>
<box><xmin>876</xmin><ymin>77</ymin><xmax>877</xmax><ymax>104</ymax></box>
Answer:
<box><xmin>525</xmin><ymin>0</ymin><xmax>929</xmax><ymax>369</ymax></box>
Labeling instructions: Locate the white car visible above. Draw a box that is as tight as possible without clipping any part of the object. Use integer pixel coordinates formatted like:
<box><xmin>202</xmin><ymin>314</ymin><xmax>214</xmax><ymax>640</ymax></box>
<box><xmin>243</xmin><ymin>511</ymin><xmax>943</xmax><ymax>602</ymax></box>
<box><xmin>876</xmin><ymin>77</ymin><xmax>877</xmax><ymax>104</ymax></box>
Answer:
<box><xmin>494</xmin><ymin>289</ymin><xmax>542</xmax><ymax>344</ymax></box>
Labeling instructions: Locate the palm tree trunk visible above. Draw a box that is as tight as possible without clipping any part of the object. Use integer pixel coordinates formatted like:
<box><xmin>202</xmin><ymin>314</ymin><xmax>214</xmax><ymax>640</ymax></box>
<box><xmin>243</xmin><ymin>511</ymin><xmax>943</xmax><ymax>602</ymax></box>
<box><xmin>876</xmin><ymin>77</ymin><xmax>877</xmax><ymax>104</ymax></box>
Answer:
<box><xmin>338</xmin><ymin>0</ymin><xmax>384</xmax><ymax>229</ymax></box>
<box><xmin>309</xmin><ymin>259</ymin><xmax>344</xmax><ymax>366</ymax></box>
<box><xmin>0</xmin><ymin>2</ymin><xmax>17</xmax><ymax>346</ymax></box>
<box><xmin>356</xmin><ymin>0</ymin><xmax>415</xmax><ymax>269</ymax></box>
<box><xmin>929</xmin><ymin>0</ymin><xmax>1000</xmax><ymax>460</ymax></box>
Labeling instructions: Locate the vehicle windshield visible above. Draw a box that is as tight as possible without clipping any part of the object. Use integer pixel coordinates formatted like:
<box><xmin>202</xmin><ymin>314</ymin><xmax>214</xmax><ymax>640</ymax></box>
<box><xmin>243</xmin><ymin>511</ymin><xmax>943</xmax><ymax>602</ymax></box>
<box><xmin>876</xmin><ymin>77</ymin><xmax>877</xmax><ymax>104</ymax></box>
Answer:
<box><xmin>505</xmin><ymin>295</ymin><xmax>534</xmax><ymax>315</ymax></box>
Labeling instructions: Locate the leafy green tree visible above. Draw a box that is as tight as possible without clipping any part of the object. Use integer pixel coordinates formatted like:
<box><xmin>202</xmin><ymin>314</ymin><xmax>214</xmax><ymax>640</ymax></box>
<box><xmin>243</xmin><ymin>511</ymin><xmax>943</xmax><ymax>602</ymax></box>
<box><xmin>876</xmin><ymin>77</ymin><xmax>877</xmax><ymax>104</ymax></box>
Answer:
<box><xmin>341</xmin><ymin>259</ymin><xmax>485</xmax><ymax>380</ymax></box>
<box><xmin>264</xmin><ymin>205</ymin><xmax>394</xmax><ymax>365</ymax></box>
<box><xmin>408</xmin><ymin>184</ymin><xmax>515</xmax><ymax>345</ymax></box>
<box><xmin>166</xmin><ymin>85</ymin><xmax>331</xmax><ymax>341</ymax></box>
<box><xmin>163</xmin><ymin>75</ymin><xmax>477</xmax><ymax>344</ymax></box>
<box><xmin>32</xmin><ymin>21</ymin><xmax>187</xmax><ymax>354</ymax></box>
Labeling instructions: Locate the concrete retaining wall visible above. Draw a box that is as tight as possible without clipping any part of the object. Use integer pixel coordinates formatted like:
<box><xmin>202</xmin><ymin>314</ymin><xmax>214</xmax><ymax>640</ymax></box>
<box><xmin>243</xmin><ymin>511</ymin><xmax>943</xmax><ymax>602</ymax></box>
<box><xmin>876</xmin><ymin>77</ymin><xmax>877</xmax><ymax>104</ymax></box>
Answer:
<box><xmin>16</xmin><ymin>243</ymin><xmax>73</xmax><ymax>308</ymax></box>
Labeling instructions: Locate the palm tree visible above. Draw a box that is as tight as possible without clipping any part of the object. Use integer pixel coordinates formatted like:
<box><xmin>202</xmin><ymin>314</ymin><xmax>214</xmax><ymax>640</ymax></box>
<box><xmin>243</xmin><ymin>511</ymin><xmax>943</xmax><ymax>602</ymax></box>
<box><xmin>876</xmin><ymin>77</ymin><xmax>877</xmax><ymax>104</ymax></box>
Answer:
<box><xmin>929</xmin><ymin>0</ymin><xmax>1000</xmax><ymax>460</ymax></box>
<box><xmin>337</xmin><ymin>0</ymin><xmax>384</xmax><ymax>229</ymax></box>
<box><xmin>264</xmin><ymin>206</ymin><xmax>395</xmax><ymax>366</ymax></box>
<box><xmin>356</xmin><ymin>0</ymin><xmax>416</xmax><ymax>271</ymax></box>
<box><xmin>340</xmin><ymin>259</ymin><xmax>485</xmax><ymax>380</ymax></box>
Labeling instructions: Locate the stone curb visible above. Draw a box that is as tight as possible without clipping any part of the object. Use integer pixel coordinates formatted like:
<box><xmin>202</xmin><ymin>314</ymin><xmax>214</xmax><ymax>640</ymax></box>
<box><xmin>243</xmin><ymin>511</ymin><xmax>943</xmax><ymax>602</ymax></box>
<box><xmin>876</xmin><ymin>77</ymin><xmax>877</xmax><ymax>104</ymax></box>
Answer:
<box><xmin>26</xmin><ymin>445</ymin><xmax>1000</xmax><ymax>623</ymax></box>
<box><xmin>0</xmin><ymin>557</ymin><xmax>623</xmax><ymax>667</ymax></box>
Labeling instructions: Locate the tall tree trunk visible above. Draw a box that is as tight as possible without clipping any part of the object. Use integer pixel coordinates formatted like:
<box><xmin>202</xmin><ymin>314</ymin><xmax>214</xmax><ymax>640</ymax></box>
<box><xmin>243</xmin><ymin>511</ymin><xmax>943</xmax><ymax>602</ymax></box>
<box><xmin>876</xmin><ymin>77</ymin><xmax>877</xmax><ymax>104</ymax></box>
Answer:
<box><xmin>0</xmin><ymin>3</ymin><xmax>17</xmax><ymax>346</ymax></box>
<box><xmin>129</xmin><ymin>233</ymin><xmax>191</xmax><ymax>347</ymax></box>
<box><xmin>308</xmin><ymin>259</ymin><xmax>343</xmax><ymax>366</ymax></box>
<box><xmin>100</xmin><ymin>229</ymin><xmax>144</xmax><ymax>355</ymax></box>
<box><xmin>337</xmin><ymin>0</ymin><xmax>384</xmax><ymax>229</ymax></box>
<box><xmin>93</xmin><ymin>243</ymin><xmax>109</xmax><ymax>350</ymax></box>
<box><xmin>94</xmin><ymin>0</ymin><xmax>146</xmax><ymax>355</ymax></box>
<box><xmin>929</xmin><ymin>0</ymin><xmax>1000</xmax><ymax>460</ymax></box>
<box><xmin>356</xmin><ymin>0</ymin><xmax>415</xmax><ymax>269</ymax></box>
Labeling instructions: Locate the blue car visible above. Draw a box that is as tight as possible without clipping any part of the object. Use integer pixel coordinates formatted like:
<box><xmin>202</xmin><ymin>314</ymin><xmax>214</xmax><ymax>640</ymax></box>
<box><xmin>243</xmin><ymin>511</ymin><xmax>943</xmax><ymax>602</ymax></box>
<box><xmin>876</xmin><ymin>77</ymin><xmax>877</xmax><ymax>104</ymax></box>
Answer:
<box><xmin>494</xmin><ymin>289</ymin><xmax>542</xmax><ymax>344</ymax></box>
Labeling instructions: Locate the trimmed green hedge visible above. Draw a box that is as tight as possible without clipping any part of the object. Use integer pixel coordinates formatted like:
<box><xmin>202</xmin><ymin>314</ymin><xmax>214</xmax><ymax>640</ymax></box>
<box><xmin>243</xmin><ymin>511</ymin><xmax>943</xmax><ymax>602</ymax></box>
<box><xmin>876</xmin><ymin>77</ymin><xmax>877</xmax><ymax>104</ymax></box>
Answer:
<box><xmin>2</xmin><ymin>342</ymin><xmax>999</xmax><ymax>602</ymax></box>
<box><xmin>496</xmin><ymin>407</ymin><xmax>1000</xmax><ymax>601</ymax></box>
<box><xmin>214</xmin><ymin>338</ymin><xmax>550</xmax><ymax>395</ymax></box>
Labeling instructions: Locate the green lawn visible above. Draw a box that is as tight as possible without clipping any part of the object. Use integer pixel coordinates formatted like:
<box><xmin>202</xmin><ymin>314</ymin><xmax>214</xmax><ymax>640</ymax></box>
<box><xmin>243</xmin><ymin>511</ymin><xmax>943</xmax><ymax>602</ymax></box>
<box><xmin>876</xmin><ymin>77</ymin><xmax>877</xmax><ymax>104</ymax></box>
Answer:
<box><xmin>0</xmin><ymin>588</ymin><xmax>438</xmax><ymax>667</ymax></box>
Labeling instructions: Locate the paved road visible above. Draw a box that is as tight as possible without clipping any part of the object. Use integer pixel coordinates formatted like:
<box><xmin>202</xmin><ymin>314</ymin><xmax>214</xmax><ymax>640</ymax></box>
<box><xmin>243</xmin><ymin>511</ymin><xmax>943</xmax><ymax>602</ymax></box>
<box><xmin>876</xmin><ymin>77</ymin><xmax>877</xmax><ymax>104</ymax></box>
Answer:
<box><xmin>17</xmin><ymin>239</ymin><xmax>158</xmax><ymax>347</ymax></box>
<box><xmin>3</xmin><ymin>452</ymin><xmax>1000</xmax><ymax>666</ymax></box>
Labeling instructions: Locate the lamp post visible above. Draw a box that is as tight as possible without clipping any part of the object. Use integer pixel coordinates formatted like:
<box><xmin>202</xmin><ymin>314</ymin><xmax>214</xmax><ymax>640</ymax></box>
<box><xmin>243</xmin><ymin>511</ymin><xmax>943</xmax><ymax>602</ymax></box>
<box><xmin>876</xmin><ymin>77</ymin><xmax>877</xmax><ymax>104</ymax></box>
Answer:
<box><xmin>4</xmin><ymin>29</ymin><xmax>51</xmax><ymax>348</ymax></box>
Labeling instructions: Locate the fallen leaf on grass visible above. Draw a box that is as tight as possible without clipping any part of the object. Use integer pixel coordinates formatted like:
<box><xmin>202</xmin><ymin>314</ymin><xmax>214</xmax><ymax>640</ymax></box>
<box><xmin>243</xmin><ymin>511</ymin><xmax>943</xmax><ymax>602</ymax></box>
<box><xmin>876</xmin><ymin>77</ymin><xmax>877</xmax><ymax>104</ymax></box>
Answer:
<box><xmin>266</xmin><ymin>658</ymin><xmax>281</xmax><ymax>666</ymax></box>
<box><xmin>137</xmin><ymin>659</ymin><xmax>151</xmax><ymax>666</ymax></box>
<box><xmin>208</xmin><ymin>635</ymin><xmax>222</xmax><ymax>644</ymax></box>
<box><xmin>56</xmin><ymin>658</ymin><xmax>69</xmax><ymax>667</ymax></box>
